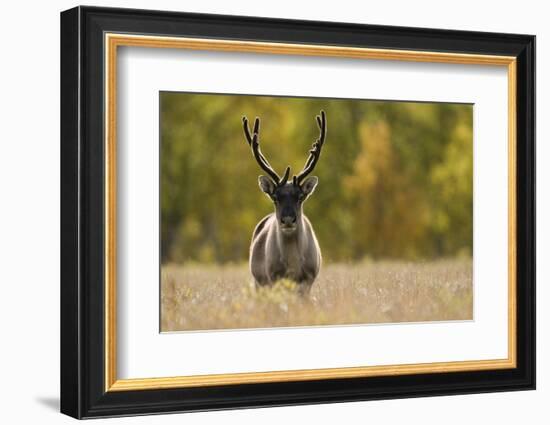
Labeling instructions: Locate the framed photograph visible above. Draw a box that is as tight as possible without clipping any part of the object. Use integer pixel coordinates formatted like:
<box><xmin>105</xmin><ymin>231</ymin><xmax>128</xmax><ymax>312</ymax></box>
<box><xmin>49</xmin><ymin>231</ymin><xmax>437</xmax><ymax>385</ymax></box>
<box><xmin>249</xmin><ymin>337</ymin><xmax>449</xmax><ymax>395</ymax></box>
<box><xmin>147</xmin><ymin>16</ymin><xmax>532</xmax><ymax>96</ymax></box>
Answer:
<box><xmin>60</xmin><ymin>6</ymin><xmax>535</xmax><ymax>419</ymax></box>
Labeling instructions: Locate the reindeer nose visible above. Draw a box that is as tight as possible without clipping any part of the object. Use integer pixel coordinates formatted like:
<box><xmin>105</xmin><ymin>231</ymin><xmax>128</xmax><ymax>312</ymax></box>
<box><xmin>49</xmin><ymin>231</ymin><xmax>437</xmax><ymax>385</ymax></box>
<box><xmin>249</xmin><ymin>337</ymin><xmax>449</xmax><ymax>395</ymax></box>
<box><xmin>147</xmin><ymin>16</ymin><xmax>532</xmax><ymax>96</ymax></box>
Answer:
<box><xmin>282</xmin><ymin>216</ymin><xmax>296</xmax><ymax>225</ymax></box>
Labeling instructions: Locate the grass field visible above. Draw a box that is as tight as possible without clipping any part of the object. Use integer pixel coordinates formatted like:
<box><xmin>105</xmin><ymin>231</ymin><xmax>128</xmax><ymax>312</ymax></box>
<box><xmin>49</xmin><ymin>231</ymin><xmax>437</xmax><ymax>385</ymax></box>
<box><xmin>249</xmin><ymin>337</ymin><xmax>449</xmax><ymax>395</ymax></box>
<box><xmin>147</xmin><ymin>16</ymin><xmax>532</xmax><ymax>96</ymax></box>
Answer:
<box><xmin>160</xmin><ymin>259</ymin><xmax>472</xmax><ymax>332</ymax></box>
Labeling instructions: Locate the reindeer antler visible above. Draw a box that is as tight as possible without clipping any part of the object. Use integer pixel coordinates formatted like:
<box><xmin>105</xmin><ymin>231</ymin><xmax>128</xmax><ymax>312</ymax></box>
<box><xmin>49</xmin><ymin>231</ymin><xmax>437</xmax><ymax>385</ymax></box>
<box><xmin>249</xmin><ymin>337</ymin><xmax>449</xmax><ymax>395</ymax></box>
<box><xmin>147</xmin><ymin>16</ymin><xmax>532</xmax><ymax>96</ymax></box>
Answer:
<box><xmin>243</xmin><ymin>116</ymin><xmax>290</xmax><ymax>186</ymax></box>
<box><xmin>294</xmin><ymin>110</ymin><xmax>327</xmax><ymax>185</ymax></box>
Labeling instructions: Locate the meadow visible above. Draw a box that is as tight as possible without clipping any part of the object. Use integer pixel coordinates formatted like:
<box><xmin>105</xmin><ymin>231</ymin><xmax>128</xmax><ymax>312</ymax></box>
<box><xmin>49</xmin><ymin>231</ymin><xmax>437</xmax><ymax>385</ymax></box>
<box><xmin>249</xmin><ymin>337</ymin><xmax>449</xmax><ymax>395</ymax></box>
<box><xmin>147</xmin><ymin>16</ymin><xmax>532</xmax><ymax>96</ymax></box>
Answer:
<box><xmin>160</xmin><ymin>259</ymin><xmax>472</xmax><ymax>332</ymax></box>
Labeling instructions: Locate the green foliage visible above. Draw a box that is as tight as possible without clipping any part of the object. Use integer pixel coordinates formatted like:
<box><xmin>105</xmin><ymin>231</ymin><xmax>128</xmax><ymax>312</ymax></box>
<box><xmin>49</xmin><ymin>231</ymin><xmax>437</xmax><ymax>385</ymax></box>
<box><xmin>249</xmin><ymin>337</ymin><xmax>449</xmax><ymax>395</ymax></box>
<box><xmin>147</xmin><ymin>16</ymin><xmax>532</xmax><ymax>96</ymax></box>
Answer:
<box><xmin>160</xmin><ymin>92</ymin><xmax>472</xmax><ymax>263</ymax></box>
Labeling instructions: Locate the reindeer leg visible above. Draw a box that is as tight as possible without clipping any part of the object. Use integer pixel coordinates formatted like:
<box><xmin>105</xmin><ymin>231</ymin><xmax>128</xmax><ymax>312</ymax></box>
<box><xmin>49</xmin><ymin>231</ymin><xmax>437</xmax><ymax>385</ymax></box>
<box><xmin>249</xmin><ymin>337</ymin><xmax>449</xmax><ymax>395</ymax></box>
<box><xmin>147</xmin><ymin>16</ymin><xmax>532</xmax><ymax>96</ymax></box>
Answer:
<box><xmin>297</xmin><ymin>280</ymin><xmax>314</xmax><ymax>297</ymax></box>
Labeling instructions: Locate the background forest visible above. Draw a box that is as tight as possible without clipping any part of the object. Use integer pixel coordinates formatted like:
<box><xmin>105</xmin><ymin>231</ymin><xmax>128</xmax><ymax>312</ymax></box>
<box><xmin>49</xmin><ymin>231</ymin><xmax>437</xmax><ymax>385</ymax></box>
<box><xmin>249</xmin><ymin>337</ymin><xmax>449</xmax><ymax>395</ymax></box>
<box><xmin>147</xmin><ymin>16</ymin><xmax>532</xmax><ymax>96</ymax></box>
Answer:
<box><xmin>160</xmin><ymin>92</ymin><xmax>473</xmax><ymax>265</ymax></box>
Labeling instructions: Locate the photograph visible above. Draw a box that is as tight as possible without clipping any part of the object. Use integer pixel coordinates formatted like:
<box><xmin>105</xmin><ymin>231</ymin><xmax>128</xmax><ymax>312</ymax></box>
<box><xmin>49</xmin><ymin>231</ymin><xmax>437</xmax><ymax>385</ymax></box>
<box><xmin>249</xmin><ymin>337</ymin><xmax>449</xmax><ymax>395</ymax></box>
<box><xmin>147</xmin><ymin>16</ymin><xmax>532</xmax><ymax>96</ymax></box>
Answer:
<box><xmin>58</xmin><ymin>5</ymin><xmax>535</xmax><ymax>419</ymax></box>
<box><xmin>160</xmin><ymin>92</ymin><xmax>474</xmax><ymax>332</ymax></box>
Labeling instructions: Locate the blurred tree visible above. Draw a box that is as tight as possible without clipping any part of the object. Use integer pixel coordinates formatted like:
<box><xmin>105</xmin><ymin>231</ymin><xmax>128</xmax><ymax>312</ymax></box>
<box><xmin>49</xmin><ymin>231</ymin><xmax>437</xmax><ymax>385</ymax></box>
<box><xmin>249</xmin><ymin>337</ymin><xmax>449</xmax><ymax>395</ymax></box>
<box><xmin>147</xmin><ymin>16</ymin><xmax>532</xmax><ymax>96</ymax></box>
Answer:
<box><xmin>160</xmin><ymin>92</ymin><xmax>472</xmax><ymax>264</ymax></box>
<box><xmin>344</xmin><ymin>121</ymin><xmax>431</xmax><ymax>259</ymax></box>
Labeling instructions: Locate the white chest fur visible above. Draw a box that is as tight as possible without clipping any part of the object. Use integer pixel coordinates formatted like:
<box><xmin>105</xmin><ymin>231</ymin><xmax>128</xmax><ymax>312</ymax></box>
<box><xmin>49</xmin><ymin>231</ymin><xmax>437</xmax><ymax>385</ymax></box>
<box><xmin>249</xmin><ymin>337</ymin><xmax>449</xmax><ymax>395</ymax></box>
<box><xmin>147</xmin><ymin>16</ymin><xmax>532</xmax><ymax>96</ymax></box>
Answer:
<box><xmin>281</xmin><ymin>239</ymin><xmax>303</xmax><ymax>278</ymax></box>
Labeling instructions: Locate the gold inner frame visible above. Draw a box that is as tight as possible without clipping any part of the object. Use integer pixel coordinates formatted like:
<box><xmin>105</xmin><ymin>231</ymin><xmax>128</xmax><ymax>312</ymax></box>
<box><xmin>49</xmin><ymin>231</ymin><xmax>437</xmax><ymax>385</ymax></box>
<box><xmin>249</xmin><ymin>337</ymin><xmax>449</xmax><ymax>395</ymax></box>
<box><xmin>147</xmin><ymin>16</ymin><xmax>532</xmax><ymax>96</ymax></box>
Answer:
<box><xmin>104</xmin><ymin>33</ymin><xmax>517</xmax><ymax>392</ymax></box>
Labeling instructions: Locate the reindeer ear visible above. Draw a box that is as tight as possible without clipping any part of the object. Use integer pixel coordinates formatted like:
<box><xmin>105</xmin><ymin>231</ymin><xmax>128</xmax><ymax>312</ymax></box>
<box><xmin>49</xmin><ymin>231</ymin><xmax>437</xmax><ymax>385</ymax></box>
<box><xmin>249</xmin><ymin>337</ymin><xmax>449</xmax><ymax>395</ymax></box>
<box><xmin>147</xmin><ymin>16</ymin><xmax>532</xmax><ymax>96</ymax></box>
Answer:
<box><xmin>258</xmin><ymin>175</ymin><xmax>276</xmax><ymax>196</ymax></box>
<box><xmin>301</xmin><ymin>176</ymin><xmax>318</xmax><ymax>196</ymax></box>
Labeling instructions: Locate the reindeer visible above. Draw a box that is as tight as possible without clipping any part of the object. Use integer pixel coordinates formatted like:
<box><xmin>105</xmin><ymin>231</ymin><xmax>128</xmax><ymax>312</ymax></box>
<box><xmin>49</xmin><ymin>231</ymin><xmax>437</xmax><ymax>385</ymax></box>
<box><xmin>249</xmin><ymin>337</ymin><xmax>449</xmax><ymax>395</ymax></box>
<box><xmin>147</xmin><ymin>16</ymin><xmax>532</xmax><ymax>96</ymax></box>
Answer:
<box><xmin>242</xmin><ymin>111</ymin><xmax>327</xmax><ymax>295</ymax></box>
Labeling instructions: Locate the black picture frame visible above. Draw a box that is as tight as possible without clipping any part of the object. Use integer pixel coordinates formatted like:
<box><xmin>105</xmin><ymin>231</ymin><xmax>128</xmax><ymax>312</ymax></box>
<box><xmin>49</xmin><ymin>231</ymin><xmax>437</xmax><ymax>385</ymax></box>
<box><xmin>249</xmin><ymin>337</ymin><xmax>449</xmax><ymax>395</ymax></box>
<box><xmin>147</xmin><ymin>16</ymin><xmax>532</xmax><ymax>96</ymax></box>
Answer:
<box><xmin>61</xmin><ymin>5</ymin><xmax>535</xmax><ymax>419</ymax></box>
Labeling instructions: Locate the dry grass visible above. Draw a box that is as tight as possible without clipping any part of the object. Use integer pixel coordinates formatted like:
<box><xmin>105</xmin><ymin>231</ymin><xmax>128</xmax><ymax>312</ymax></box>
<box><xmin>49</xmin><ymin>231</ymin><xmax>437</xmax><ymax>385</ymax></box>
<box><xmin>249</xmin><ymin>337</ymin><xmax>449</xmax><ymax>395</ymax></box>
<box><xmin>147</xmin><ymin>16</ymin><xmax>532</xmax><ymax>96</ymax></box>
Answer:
<box><xmin>161</xmin><ymin>259</ymin><xmax>472</xmax><ymax>332</ymax></box>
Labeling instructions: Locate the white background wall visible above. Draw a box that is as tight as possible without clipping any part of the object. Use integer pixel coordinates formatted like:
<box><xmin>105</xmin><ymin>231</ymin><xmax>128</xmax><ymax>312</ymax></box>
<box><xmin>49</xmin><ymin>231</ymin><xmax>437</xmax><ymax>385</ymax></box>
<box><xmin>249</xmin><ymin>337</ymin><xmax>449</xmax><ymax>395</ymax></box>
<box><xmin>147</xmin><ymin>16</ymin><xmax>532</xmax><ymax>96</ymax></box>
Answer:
<box><xmin>0</xmin><ymin>0</ymin><xmax>545</xmax><ymax>423</ymax></box>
